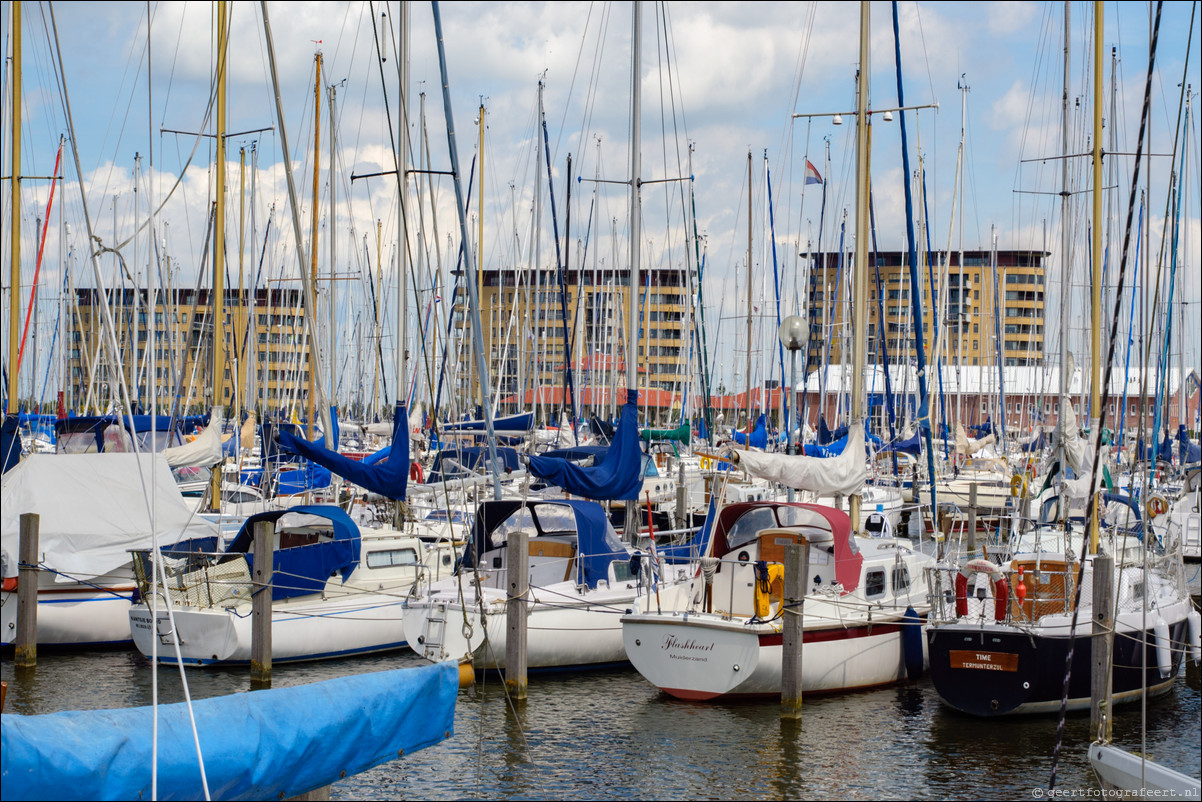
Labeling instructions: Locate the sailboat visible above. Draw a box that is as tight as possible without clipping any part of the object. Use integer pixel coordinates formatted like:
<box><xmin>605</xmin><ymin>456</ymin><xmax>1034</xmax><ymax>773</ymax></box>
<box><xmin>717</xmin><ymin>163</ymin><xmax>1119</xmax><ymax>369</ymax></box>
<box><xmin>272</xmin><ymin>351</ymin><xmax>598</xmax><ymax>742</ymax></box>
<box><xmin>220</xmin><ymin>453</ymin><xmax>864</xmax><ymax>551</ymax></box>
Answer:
<box><xmin>924</xmin><ymin>0</ymin><xmax>1197</xmax><ymax>718</ymax></box>
<box><xmin>621</xmin><ymin>1</ymin><xmax>934</xmax><ymax>701</ymax></box>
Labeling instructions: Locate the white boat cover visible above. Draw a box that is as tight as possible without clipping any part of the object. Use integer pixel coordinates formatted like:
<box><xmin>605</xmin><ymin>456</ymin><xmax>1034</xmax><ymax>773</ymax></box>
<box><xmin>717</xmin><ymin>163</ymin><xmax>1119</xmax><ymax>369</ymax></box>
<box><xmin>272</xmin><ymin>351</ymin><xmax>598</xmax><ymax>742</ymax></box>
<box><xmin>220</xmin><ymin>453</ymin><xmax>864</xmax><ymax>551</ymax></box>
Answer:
<box><xmin>731</xmin><ymin>422</ymin><xmax>867</xmax><ymax>496</ymax></box>
<box><xmin>1</xmin><ymin>453</ymin><xmax>219</xmax><ymax>582</ymax></box>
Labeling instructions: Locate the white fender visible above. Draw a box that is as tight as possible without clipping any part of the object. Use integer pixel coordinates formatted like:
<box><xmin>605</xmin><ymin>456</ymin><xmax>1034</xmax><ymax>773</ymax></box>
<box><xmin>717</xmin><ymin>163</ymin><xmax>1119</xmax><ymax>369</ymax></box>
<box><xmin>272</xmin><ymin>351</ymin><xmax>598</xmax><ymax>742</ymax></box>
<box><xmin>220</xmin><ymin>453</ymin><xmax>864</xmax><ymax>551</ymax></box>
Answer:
<box><xmin>1153</xmin><ymin>617</ymin><xmax>1172</xmax><ymax>679</ymax></box>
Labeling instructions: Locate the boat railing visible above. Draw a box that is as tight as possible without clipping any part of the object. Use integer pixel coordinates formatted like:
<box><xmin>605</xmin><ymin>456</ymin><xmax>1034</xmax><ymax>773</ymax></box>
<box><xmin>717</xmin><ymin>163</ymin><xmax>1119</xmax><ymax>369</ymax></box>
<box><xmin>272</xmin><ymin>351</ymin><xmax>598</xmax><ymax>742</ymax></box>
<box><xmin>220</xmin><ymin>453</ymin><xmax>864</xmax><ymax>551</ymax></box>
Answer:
<box><xmin>132</xmin><ymin>549</ymin><xmax>253</xmax><ymax>609</ymax></box>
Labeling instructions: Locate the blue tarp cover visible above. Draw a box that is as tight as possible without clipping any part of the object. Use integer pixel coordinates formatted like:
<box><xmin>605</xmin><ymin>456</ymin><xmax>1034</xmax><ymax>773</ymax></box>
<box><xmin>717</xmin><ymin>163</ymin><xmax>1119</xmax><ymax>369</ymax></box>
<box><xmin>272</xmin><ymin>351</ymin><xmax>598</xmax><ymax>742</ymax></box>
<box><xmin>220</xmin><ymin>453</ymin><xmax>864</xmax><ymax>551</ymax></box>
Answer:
<box><xmin>277</xmin><ymin>404</ymin><xmax>409</xmax><ymax>499</ymax></box>
<box><xmin>226</xmin><ymin>505</ymin><xmax>360</xmax><ymax>601</ymax></box>
<box><xmin>528</xmin><ymin>390</ymin><xmax>644</xmax><ymax>500</ymax></box>
<box><xmin>0</xmin><ymin>661</ymin><xmax>457</xmax><ymax>802</ymax></box>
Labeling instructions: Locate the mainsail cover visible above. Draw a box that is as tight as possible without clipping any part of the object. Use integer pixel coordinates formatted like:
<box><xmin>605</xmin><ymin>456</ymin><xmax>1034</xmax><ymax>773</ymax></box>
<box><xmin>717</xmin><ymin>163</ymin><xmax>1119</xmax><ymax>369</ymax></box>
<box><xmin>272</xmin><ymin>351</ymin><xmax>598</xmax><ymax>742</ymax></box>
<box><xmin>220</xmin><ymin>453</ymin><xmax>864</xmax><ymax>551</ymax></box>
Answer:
<box><xmin>276</xmin><ymin>403</ymin><xmax>409</xmax><ymax>500</ymax></box>
<box><xmin>0</xmin><ymin>661</ymin><xmax>457</xmax><ymax>802</ymax></box>
<box><xmin>732</xmin><ymin>421</ymin><xmax>867</xmax><ymax>496</ymax></box>
<box><xmin>528</xmin><ymin>389</ymin><xmax>643</xmax><ymax>500</ymax></box>
<box><xmin>163</xmin><ymin>408</ymin><xmax>225</xmax><ymax>469</ymax></box>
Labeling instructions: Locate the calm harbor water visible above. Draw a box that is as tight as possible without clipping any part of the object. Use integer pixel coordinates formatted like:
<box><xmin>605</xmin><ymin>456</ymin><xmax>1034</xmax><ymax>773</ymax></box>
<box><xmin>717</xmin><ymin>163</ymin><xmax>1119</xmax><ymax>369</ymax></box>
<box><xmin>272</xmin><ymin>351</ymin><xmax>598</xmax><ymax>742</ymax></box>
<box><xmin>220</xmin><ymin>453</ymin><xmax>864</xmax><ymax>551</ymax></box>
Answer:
<box><xmin>3</xmin><ymin>641</ymin><xmax>1199</xmax><ymax>800</ymax></box>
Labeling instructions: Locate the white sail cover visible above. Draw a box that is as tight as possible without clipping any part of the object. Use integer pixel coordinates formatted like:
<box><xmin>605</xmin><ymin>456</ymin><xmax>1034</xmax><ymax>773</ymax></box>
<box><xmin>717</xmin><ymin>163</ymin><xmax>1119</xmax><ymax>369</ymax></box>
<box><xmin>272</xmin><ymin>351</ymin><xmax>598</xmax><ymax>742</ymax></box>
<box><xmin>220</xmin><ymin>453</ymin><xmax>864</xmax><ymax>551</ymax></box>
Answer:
<box><xmin>1</xmin><ymin>453</ymin><xmax>219</xmax><ymax>581</ymax></box>
<box><xmin>1059</xmin><ymin>398</ymin><xmax>1091</xmax><ymax>476</ymax></box>
<box><xmin>731</xmin><ymin>422</ymin><xmax>867</xmax><ymax>496</ymax></box>
<box><xmin>163</xmin><ymin>421</ymin><xmax>224</xmax><ymax>469</ymax></box>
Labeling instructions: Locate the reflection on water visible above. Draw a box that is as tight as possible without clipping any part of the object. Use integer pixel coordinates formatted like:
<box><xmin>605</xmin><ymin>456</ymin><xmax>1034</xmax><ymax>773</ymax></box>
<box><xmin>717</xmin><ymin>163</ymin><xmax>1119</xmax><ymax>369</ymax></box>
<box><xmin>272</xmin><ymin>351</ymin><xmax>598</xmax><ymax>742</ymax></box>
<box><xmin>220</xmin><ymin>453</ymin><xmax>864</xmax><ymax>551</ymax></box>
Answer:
<box><xmin>3</xmin><ymin>648</ymin><xmax>1199</xmax><ymax>800</ymax></box>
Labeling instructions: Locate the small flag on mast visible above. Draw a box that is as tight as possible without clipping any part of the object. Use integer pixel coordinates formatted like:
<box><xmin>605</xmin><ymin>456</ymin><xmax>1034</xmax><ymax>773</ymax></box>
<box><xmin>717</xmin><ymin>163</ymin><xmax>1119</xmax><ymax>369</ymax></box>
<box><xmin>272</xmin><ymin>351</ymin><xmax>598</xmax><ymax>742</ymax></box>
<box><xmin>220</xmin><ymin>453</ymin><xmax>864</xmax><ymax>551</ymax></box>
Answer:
<box><xmin>805</xmin><ymin>159</ymin><xmax>823</xmax><ymax>185</ymax></box>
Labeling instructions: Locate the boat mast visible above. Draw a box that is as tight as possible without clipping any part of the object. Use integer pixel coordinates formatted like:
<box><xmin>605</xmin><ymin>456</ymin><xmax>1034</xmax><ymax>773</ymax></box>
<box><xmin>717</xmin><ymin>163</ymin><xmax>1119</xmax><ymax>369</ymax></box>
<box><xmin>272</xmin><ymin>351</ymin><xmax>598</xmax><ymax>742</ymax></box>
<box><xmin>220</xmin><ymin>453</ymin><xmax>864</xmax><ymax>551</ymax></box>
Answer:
<box><xmin>7</xmin><ymin>0</ymin><xmax>20</xmax><ymax>415</ymax></box>
<box><xmin>624</xmin><ymin>0</ymin><xmax>643</xmax><ymax>537</ymax></box>
<box><xmin>1087</xmin><ymin>0</ymin><xmax>1103</xmax><ymax>554</ymax></box>
<box><xmin>849</xmin><ymin>0</ymin><xmax>870</xmax><ymax>533</ymax></box>
<box><xmin>744</xmin><ymin>150</ymin><xmax>753</xmax><ymax>448</ymax></box>
<box><xmin>209</xmin><ymin>0</ymin><xmax>229</xmax><ymax>512</ymax></box>
<box><xmin>308</xmin><ymin>51</ymin><xmax>322</xmax><ymax>440</ymax></box>
<box><xmin>1056</xmin><ymin>0</ymin><xmax>1070</xmax><ymax>515</ymax></box>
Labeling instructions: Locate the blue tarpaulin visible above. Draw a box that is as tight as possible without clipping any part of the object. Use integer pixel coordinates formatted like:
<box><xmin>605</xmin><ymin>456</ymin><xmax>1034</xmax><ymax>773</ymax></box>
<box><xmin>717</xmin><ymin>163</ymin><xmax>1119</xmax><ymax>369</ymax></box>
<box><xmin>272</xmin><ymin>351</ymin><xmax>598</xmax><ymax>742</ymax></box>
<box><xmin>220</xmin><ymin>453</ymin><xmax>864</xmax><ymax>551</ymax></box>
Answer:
<box><xmin>0</xmin><ymin>661</ymin><xmax>457</xmax><ymax>801</ymax></box>
<box><xmin>529</xmin><ymin>390</ymin><xmax>644</xmax><ymax>501</ymax></box>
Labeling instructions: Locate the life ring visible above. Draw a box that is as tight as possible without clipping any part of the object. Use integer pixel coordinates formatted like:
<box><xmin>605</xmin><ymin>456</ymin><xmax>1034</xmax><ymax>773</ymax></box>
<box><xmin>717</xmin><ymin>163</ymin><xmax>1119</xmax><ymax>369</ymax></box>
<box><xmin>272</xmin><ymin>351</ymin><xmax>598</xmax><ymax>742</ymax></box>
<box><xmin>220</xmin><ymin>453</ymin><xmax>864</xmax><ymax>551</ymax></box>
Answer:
<box><xmin>1010</xmin><ymin>473</ymin><xmax>1026</xmax><ymax>498</ymax></box>
<box><xmin>753</xmin><ymin>562</ymin><xmax>785</xmax><ymax>620</ymax></box>
<box><xmin>409</xmin><ymin>462</ymin><xmax>424</xmax><ymax>484</ymax></box>
<box><xmin>700</xmin><ymin>456</ymin><xmax>713</xmax><ymax>471</ymax></box>
<box><xmin>954</xmin><ymin>558</ymin><xmax>1009</xmax><ymax>621</ymax></box>
<box><xmin>1147</xmin><ymin>494</ymin><xmax>1170</xmax><ymax>518</ymax></box>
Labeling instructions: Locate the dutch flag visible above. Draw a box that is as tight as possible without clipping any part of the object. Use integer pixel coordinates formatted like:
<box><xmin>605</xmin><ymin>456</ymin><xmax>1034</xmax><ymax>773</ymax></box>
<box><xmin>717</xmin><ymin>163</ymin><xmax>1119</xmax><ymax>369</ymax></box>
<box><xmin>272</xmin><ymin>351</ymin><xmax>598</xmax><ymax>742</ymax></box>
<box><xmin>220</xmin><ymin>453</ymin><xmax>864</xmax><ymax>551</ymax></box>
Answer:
<box><xmin>805</xmin><ymin>159</ymin><xmax>823</xmax><ymax>185</ymax></box>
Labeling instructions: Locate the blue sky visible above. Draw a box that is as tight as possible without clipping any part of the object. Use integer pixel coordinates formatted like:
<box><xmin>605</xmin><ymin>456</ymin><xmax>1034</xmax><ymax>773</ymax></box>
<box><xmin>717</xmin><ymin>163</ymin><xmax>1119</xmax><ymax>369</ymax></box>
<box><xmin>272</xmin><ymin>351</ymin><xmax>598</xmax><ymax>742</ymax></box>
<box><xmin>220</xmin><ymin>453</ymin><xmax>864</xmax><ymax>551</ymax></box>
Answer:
<box><xmin>4</xmin><ymin>1</ymin><xmax>1199</xmax><ymax>404</ymax></box>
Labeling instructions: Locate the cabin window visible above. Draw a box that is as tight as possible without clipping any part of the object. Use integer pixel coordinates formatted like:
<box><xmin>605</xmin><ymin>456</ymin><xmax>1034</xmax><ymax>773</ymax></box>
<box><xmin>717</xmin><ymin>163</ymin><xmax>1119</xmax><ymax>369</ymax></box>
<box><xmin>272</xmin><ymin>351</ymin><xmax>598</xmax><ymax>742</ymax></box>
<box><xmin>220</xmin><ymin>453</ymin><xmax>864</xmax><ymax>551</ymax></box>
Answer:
<box><xmin>865</xmin><ymin>569</ymin><xmax>886</xmax><ymax>600</ymax></box>
<box><xmin>366</xmin><ymin>548</ymin><xmax>419</xmax><ymax>569</ymax></box>
<box><xmin>726</xmin><ymin>507</ymin><xmax>779</xmax><ymax>550</ymax></box>
<box><xmin>891</xmin><ymin>565</ymin><xmax>911</xmax><ymax>592</ymax></box>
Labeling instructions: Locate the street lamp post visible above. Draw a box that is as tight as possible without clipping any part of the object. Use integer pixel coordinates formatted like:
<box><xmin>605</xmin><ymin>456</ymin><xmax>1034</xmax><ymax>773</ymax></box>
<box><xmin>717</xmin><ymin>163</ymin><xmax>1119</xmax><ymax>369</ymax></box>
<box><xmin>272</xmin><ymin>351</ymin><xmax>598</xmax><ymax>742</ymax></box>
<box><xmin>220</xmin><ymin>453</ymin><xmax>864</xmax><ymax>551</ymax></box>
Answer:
<box><xmin>778</xmin><ymin>314</ymin><xmax>809</xmax><ymax>502</ymax></box>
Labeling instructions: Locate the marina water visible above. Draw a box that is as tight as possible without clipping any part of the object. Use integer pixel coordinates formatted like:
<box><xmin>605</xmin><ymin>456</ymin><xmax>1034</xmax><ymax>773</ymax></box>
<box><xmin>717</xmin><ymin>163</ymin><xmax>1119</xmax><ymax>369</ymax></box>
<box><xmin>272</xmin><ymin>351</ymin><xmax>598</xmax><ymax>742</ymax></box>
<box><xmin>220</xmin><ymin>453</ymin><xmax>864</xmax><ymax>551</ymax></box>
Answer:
<box><xmin>4</xmin><ymin>635</ymin><xmax>1199</xmax><ymax>800</ymax></box>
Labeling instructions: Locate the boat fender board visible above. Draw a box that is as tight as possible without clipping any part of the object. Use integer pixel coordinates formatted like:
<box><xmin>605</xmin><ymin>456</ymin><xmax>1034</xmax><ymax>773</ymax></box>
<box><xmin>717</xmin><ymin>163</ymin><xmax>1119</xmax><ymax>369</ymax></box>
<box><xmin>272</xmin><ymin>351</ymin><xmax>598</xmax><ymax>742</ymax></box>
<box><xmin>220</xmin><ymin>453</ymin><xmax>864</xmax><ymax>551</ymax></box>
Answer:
<box><xmin>0</xmin><ymin>660</ymin><xmax>458</xmax><ymax>801</ymax></box>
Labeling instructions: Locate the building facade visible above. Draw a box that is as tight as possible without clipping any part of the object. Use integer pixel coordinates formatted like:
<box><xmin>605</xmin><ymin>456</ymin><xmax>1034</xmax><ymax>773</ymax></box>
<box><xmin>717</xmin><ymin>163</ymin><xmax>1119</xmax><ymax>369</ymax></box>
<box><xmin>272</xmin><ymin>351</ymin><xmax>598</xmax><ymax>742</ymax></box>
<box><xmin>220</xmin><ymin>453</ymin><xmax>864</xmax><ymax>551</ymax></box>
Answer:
<box><xmin>803</xmin><ymin>249</ymin><xmax>1048</xmax><ymax>372</ymax></box>
<box><xmin>66</xmin><ymin>287</ymin><xmax>310</xmax><ymax>413</ymax></box>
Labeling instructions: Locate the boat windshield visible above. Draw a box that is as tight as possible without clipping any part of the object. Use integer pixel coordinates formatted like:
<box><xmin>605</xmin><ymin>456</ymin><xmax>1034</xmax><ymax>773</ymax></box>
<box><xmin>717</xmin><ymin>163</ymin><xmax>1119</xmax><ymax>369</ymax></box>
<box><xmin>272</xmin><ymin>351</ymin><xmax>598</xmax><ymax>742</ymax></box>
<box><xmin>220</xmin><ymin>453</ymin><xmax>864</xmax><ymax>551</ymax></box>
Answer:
<box><xmin>726</xmin><ymin>507</ymin><xmax>780</xmax><ymax>550</ymax></box>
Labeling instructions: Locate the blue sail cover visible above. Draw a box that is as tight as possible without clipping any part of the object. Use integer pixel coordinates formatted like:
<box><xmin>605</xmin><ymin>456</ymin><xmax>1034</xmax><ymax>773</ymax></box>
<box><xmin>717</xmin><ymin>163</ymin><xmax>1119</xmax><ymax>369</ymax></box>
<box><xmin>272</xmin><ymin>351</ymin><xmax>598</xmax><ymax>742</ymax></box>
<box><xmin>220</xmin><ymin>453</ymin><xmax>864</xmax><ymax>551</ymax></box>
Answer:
<box><xmin>1177</xmin><ymin>425</ymin><xmax>1200</xmax><ymax>464</ymax></box>
<box><xmin>590</xmin><ymin>415</ymin><xmax>616</xmax><ymax>444</ymax></box>
<box><xmin>969</xmin><ymin>418</ymin><xmax>995</xmax><ymax>439</ymax></box>
<box><xmin>881</xmin><ymin>431</ymin><xmax>923</xmax><ymax>455</ymax></box>
<box><xmin>226</xmin><ymin>505</ymin><xmax>360</xmax><ymax>601</ymax></box>
<box><xmin>0</xmin><ymin>661</ymin><xmax>457</xmax><ymax>802</ymax></box>
<box><xmin>276</xmin><ymin>404</ymin><xmax>409</xmax><ymax>499</ymax></box>
<box><xmin>1020</xmin><ymin>430</ymin><xmax>1046</xmax><ymax>453</ymax></box>
<box><xmin>440</xmin><ymin>412</ymin><xmax>534</xmax><ymax>432</ymax></box>
<box><xmin>733</xmin><ymin>414</ymin><xmax>768</xmax><ymax>448</ymax></box>
<box><xmin>1</xmin><ymin>415</ymin><xmax>20</xmax><ymax>475</ymax></box>
<box><xmin>802</xmin><ymin>429</ymin><xmax>883</xmax><ymax>457</ymax></box>
<box><xmin>528</xmin><ymin>390</ymin><xmax>643</xmax><ymax>501</ymax></box>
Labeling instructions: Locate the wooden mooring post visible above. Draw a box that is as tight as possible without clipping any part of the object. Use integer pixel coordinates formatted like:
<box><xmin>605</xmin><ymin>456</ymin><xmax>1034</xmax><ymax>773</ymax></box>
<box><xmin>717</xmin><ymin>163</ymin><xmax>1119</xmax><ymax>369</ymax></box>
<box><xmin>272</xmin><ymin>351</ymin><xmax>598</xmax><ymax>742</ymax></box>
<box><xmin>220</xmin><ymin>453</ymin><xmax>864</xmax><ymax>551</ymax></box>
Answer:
<box><xmin>505</xmin><ymin>530</ymin><xmax>529</xmax><ymax>700</ymax></box>
<box><xmin>781</xmin><ymin>541</ymin><xmax>810</xmax><ymax>719</ymax></box>
<box><xmin>15</xmin><ymin>513</ymin><xmax>39</xmax><ymax>668</ymax></box>
<box><xmin>250</xmin><ymin>519</ymin><xmax>274</xmax><ymax>687</ymax></box>
<box><xmin>1091</xmin><ymin>554</ymin><xmax>1115</xmax><ymax>741</ymax></box>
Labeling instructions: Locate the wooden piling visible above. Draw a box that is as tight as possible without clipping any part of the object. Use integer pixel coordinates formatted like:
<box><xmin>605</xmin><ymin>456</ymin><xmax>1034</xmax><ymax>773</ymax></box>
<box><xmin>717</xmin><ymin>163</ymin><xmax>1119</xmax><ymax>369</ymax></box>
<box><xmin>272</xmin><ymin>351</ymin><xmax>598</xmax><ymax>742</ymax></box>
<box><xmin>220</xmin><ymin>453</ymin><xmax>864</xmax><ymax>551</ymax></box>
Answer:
<box><xmin>250</xmin><ymin>519</ymin><xmax>274</xmax><ymax>687</ymax></box>
<box><xmin>1091</xmin><ymin>554</ymin><xmax>1114</xmax><ymax>741</ymax></box>
<box><xmin>15</xmin><ymin>513</ymin><xmax>39</xmax><ymax>668</ymax></box>
<box><xmin>505</xmin><ymin>529</ymin><xmax>529</xmax><ymax>700</ymax></box>
<box><xmin>781</xmin><ymin>541</ymin><xmax>810</xmax><ymax>719</ymax></box>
